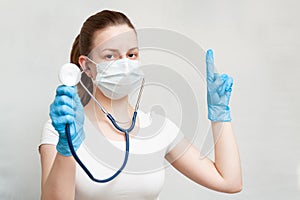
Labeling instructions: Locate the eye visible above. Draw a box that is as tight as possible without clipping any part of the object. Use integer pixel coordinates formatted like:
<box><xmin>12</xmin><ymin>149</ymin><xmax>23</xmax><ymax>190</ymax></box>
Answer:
<box><xmin>105</xmin><ymin>54</ymin><xmax>114</xmax><ymax>60</ymax></box>
<box><xmin>128</xmin><ymin>53</ymin><xmax>138</xmax><ymax>59</ymax></box>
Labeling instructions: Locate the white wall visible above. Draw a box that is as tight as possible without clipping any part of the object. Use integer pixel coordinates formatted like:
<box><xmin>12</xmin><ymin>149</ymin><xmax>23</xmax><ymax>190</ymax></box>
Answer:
<box><xmin>0</xmin><ymin>0</ymin><xmax>299</xmax><ymax>199</ymax></box>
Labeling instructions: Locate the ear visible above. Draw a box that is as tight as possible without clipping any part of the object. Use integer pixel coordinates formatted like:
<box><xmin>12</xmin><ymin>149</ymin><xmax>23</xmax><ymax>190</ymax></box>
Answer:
<box><xmin>78</xmin><ymin>55</ymin><xmax>93</xmax><ymax>78</ymax></box>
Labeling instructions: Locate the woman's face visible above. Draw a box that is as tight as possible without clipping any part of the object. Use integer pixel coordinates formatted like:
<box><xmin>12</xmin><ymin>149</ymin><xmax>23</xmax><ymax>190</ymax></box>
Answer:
<box><xmin>82</xmin><ymin>24</ymin><xmax>138</xmax><ymax>79</ymax></box>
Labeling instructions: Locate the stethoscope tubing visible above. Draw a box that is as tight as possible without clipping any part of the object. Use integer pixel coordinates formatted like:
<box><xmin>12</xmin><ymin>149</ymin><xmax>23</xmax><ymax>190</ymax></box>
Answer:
<box><xmin>65</xmin><ymin>111</ymin><xmax>137</xmax><ymax>183</ymax></box>
<box><xmin>62</xmin><ymin>68</ymin><xmax>143</xmax><ymax>183</ymax></box>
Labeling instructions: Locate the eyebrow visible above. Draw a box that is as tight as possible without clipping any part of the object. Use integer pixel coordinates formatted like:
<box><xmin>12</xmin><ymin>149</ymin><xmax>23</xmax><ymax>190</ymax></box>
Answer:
<box><xmin>101</xmin><ymin>47</ymin><xmax>138</xmax><ymax>52</ymax></box>
<box><xmin>128</xmin><ymin>47</ymin><xmax>139</xmax><ymax>51</ymax></box>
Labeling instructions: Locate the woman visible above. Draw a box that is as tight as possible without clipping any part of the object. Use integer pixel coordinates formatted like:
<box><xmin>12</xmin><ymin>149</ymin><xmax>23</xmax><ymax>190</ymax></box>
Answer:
<box><xmin>39</xmin><ymin>10</ymin><xmax>242</xmax><ymax>200</ymax></box>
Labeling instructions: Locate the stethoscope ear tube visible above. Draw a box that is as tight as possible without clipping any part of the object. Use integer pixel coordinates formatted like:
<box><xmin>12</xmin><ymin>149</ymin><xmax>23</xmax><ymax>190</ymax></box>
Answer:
<box><xmin>65</xmin><ymin>123</ymin><xmax>130</xmax><ymax>183</ymax></box>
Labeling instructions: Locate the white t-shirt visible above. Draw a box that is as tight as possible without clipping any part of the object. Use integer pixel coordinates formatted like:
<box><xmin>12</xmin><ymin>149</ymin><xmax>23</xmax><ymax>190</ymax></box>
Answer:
<box><xmin>39</xmin><ymin>109</ymin><xmax>184</xmax><ymax>200</ymax></box>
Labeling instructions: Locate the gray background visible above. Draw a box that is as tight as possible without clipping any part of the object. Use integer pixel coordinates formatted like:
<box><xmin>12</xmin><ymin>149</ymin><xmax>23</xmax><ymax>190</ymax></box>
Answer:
<box><xmin>0</xmin><ymin>0</ymin><xmax>299</xmax><ymax>199</ymax></box>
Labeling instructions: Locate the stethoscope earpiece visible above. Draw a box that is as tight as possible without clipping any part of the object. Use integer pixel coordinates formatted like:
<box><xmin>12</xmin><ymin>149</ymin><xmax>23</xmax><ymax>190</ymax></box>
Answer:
<box><xmin>59</xmin><ymin>63</ymin><xmax>81</xmax><ymax>86</ymax></box>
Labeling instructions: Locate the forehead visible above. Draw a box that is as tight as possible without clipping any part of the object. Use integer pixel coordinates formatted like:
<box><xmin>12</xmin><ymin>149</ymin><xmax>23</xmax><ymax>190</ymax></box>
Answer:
<box><xmin>90</xmin><ymin>25</ymin><xmax>138</xmax><ymax>55</ymax></box>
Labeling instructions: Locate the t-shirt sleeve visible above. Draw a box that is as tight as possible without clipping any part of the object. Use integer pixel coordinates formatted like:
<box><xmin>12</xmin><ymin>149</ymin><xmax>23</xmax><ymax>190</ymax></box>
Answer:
<box><xmin>38</xmin><ymin>119</ymin><xmax>59</xmax><ymax>148</ymax></box>
<box><xmin>138</xmin><ymin>110</ymin><xmax>185</xmax><ymax>156</ymax></box>
<box><xmin>164</xmin><ymin>117</ymin><xmax>185</xmax><ymax>155</ymax></box>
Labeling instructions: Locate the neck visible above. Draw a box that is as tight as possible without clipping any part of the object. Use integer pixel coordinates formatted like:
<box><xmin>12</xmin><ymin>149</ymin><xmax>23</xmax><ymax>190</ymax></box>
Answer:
<box><xmin>94</xmin><ymin>87</ymin><xmax>134</xmax><ymax>123</ymax></box>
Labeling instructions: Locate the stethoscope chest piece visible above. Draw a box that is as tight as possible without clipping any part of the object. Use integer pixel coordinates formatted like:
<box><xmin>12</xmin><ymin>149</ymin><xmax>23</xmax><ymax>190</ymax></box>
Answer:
<box><xmin>59</xmin><ymin>63</ymin><xmax>81</xmax><ymax>86</ymax></box>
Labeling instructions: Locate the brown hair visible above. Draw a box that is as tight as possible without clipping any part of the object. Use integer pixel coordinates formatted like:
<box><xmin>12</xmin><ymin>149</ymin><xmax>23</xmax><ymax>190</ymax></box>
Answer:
<box><xmin>70</xmin><ymin>10</ymin><xmax>135</xmax><ymax>106</ymax></box>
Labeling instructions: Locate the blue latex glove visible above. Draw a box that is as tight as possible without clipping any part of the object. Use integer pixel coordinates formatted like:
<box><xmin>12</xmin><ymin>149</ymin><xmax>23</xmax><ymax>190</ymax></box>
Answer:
<box><xmin>49</xmin><ymin>85</ymin><xmax>85</xmax><ymax>156</ymax></box>
<box><xmin>206</xmin><ymin>49</ymin><xmax>233</xmax><ymax>122</ymax></box>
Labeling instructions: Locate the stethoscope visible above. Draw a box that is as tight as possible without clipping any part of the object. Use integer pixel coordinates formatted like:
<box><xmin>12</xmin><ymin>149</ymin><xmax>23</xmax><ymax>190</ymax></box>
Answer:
<box><xmin>59</xmin><ymin>63</ymin><xmax>145</xmax><ymax>183</ymax></box>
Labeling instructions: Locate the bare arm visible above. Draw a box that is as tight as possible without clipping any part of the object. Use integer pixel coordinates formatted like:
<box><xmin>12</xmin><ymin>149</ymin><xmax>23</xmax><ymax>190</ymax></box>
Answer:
<box><xmin>39</xmin><ymin>144</ymin><xmax>76</xmax><ymax>200</ymax></box>
<box><xmin>211</xmin><ymin>122</ymin><xmax>242</xmax><ymax>190</ymax></box>
<box><xmin>39</xmin><ymin>85</ymin><xmax>84</xmax><ymax>199</ymax></box>
<box><xmin>165</xmin><ymin>122</ymin><xmax>242</xmax><ymax>193</ymax></box>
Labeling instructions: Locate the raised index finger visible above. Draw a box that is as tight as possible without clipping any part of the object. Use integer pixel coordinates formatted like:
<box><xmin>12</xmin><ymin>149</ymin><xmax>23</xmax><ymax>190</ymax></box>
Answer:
<box><xmin>206</xmin><ymin>49</ymin><xmax>215</xmax><ymax>82</ymax></box>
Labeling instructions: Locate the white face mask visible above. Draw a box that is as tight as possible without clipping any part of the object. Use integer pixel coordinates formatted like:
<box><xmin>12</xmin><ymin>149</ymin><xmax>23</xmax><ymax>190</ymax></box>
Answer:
<box><xmin>87</xmin><ymin>57</ymin><xmax>144</xmax><ymax>100</ymax></box>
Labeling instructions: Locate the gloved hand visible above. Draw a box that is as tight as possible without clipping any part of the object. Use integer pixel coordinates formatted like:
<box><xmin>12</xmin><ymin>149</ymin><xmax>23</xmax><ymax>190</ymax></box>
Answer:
<box><xmin>49</xmin><ymin>85</ymin><xmax>85</xmax><ymax>156</ymax></box>
<box><xmin>206</xmin><ymin>49</ymin><xmax>233</xmax><ymax>122</ymax></box>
